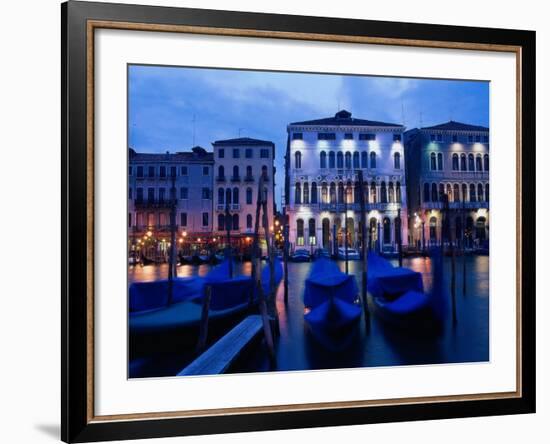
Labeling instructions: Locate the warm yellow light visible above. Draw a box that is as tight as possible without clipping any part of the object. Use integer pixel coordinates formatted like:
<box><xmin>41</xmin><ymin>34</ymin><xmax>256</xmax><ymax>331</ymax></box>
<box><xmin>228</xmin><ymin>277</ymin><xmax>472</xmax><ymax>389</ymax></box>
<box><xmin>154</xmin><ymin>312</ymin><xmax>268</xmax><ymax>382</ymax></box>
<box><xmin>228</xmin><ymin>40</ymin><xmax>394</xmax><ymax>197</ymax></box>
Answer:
<box><xmin>146</xmin><ymin>231</ymin><xmax>152</xmax><ymax>237</ymax></box>
<box><xmin>275</xmin><ymin>220</ymin><xmax>279</xmax><ymax>226</ymax></box>
<box><xmin>197</xmin><ymin>238</ymin><xmax>201</xmax><ymax>242</ymax></box>
<box><xmin>178</xmin><ymin>238</ymin><xmax>183</xmax><ymax>243</ymax></box>
<box><xmin>246</xmin><ymin>236</ymin><xmax>251</xmax><ymax>242</ymax></box>
<box><xmin>183</xmin><ymin>231</ymin><xmax>188</xmax><ymax>237</ymax></box>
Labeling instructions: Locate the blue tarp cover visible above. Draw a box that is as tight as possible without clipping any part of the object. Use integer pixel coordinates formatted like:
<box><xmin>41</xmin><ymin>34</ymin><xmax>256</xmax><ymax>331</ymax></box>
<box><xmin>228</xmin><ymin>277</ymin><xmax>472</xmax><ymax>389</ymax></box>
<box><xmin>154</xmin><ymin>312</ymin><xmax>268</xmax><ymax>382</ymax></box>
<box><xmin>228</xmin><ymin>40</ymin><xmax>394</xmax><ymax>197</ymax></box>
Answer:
<box><xmin>129</xmin><ymin>277</ymin><xmax>204</xmax><ymax>313</ymax></box>
<box><xmin>304</xmin><ymin>258</ymin><xmax>358</xmax><ymax>308</ymax></box>
<box><xmin>367</xmin><ymin>253</ymin><xmax>424</xmax><ymax>302</ymax></box>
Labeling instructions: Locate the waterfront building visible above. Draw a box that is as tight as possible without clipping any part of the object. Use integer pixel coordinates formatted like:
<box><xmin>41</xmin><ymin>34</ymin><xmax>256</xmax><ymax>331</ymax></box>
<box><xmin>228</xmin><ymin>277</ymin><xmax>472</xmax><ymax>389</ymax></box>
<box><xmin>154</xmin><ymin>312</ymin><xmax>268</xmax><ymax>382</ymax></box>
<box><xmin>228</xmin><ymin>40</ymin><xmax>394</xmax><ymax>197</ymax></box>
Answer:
<box><xmin>212</xmin><ymin>137</ymin><xmax>276</xmax><ymax>248</ymax></box>
<box><xmin>404</xmin><ymin>121</ymin><xmax>490</xmax><ymax>249</ymax></box>
<box><xmin>128</xmin><ymin>146</ymin><xmax>214</xmax><ymax>260</ymax></box>
<box><xmin>286</xmin><ymin>110</ymin><xmax>407</xmax><ymax>253</ymax></box>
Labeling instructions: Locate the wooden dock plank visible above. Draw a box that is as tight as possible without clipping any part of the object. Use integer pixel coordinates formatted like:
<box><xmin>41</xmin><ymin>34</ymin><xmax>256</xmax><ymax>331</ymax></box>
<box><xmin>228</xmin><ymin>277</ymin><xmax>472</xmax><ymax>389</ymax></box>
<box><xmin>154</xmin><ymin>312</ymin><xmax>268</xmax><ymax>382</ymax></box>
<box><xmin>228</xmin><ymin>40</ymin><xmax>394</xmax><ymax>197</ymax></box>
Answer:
<box><xmin>178</xmin><ymin>315</ymin><xmax>263</xmax><ymax>376</ymax></box>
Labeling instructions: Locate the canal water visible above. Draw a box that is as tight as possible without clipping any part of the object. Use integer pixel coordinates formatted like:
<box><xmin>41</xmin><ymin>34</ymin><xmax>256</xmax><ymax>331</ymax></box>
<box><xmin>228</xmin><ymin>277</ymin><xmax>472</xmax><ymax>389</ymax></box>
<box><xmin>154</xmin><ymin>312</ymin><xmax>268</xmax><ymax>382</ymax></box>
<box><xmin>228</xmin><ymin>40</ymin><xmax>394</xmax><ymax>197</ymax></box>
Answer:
<box><xmin>128</xmin><ymin>255</ymin><xmax>489</xmax><ymax>378</ymax></box>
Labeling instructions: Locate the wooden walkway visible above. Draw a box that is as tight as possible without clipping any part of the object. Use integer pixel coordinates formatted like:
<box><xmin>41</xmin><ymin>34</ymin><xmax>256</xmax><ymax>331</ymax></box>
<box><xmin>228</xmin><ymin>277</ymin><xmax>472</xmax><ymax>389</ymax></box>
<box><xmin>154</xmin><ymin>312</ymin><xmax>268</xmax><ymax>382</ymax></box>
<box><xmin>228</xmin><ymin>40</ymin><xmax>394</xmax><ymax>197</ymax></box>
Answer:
<box><xmin>177</xmin><ymin>315</ymin><xmax>263</xmax><ymax>376</ymax></box>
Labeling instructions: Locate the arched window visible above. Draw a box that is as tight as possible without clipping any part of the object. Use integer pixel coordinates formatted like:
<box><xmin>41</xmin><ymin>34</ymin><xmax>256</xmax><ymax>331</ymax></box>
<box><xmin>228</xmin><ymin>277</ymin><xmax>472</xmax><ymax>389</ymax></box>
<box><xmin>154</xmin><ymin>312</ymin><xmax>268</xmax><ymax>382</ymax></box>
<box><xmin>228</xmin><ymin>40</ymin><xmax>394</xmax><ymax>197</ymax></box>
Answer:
<box><xmin>453</xmin><ymin>183</ymin><xmax>460</xmax><ymax>202</ymax></box>
<box><xmin>484</xmin><ymin>154</ymin><xmax>489</xmax><ymax>171</ymax></box>
<box><xmin>329</xmin><ymin>151</ymin><xmax>335</xmax><ymax>168</ymax></box>
<box><xmin>380</xmin><ymin>181</ymin><xmax>388</xmax><ymax>203</ymax></box>
<box><xmin>232</xmin><ymin>165</ymin><xmax>239</xmax><ymax>180</ymax></box>
<box><xmin>338</xmin><ymin>182</ymin><xmax>344</xmax><ymax>203</ymax></box>
<box><xmin>296</xmin><ymin>219</ymin><xmax>305</xmax><ymax>246</ymax></box>
<box><xmin>361</xmin><ymin>151</ymin><xmax>368</xmax><ymax>168</ymax></box>
<box><xmin>437</xmin><ymin>152</ymin><xmax>443</xmax><ymax>170</ymax></box>
<box><xmin>424</xmin><ymin>183</ymin><xmax>430</xmax><ymax>202</ymax></box>
<box><xmin>246</xmin><ymin>214</ymin><xmax>253</xmax><ymax>229</ymax></box>
<box><xmin>452</xmin><ymin>153</ymin><xmax>459</xmax><ymax>171</ymax></box>
<box><xmin>476</xmin><ymin>217</ymin><xmax>487</xmax><ymax>241</ymax></box>
<box><xmin>232</xmin><ymin>214</ymin><xmax>239</xmax><ymax>230</ymax></box>
<box><xmin>218</xmin><ymin>187</ymin><xmax>224</xmax><ymax>204</ymax></box>
<box><xmin>370</xmin><ymin>181</ymin><xmax>377</xmax><ymax>203</ymax></box>
<box><xmin>438</xmin><ymin>183</ymin><xmax>445</xmax><ymax>201</ymax></box>
<box><xmin>225</xmin><ymin>214</ymin><xmax>232</xmax><ymax>231</ymax></box>
<box><xmin>246</xmin><ymin>187</ymin><xmax>253</xmax><ymax>205</ymax></box>
<box><xmin>462</xmin><ymin>183</ymin><xmax>468</xmax><ymax>202</ymax></box>
<box><xmin>321</xmin><ymin>183</ymin><xmax>328</xmax><ymax>203</ymax></box>
<box><xmin>303</xmin><ymin>182</ymin><xmax>309</xmax><ymax>204</ymax></box>
<box><xmin>446</xmin><ymin>183</ymin><xmax>452</xmax><ymax>199</ymax></box>
<box><xmin>311</xmin><ymin>182</ymin><xmax>318</xmax><ymax>204</ymax></box>
<box><xmin>383</xmin><ymin>217</ymin><xmax>391</xmax><ymax>244</ymax></box>
<box><xmin>218</xmin><ymin>165</ymin><xmax>224</xmax><ymax>179</ymax></box>
<box><xmin>218</xmin><ymin>214</ymin><xmax>225</xmax><ymax>231</ymax></box>
<box><xmin>370</xmin><ymin>152</ymin><xmax>377</xmax><ymax>168</ymax></box>
<box><xmin>295</xmin><ymin>151</ymin><xmax>302</xmax><ymax>169</ymax></box>
<box><xmin>261</xmin><ymin>165</ymin><xmax>268</xmax><ymax>180</ymax></box>
<box><xmin>349</xmin><ymin>152</ymin><xmax>358</xmax><ymax>169</ymax></box>
<box><xmin>308</xmin><ymin>218</ymin><xmax>316</xmax><ymax>245</ymax></box>
<box><xmin>354</xmin><ymin>182</ymin><xmax>361</xmax><ymax>204</ymax></box>
<box><xmin>478</xmin><ymin>183</ymin><xmax>484</xmax><ymax>202</ymax></box>
<box><xmin>468</xmin><ymin>153</ymin><xmax>475</xmax><ymax>171</ymax></box>
<box><xmin>469</xmin><ymin>183</ymin><xmax>476</xmax><ymax>202</ymax></box>
<box><xmin>320</xmin><ymin>151</ymin><xmax>327</xmax><ymax>168</ymax></box>
<box><xmin>232</xmin><ymin>187</ymin><xmax>239</xmax><ymax>204</ymax></box>
<box><xmin>329</xmin><ymin>182</ymin><xmax>336</xmax><ymax>203</ymax></box>
<box><xmin>396</xmin><ymin>182</ymin><xmax>402</xmax><ymax>204</ymax></box>
<box><xmin>322</xmin><ymin>218</ymin><xmax>330</xmax><ymax>248</ymax></box>
<box><xmin>485</xmin><ymin>183</ymin><xmax>489</xmax><ymax>202</ymax></box>
<box><xmin>431</xmin><ymin>183</ymin><xmax>438</xmax><ymax>202</ymax></box>
<box><xmin>460</xmin><ymin>153</ymin><xmax>467</xmax><ymax>171</ymax></box>
<box><xmin>337</xmin><ymin>152</ymin><xmax>344</xmax><ymax>168</ymax></box>
<box><xmin>476</xmin><ymin>155</ymin><xmax>482</xmax><ymax>171</ymax></box>
<box><xmin>345</xmin><ymin>182</ymin><xmax>353</xmax><ymax>203</ymax></box>
<box><xmin>295</xmin><ymin>183</ymin><xmax>301</xmax><ymax>204</ymax></box>
<box><xmin>345</xmin><ymin>151</ymin><xmax>352</xmax><ymax>169</ymax></box>
<box><xmin>388</xmin><ymin>182</ymin><xmax>395</xmax><ymax>203</ymax></box>
<box><xmin>246</xmin><ymin>165</ymin><xmax>252</xmax><ymax>178</ymax></box>
<box><xmin>394</xmin><ymin>152</ymin><xmax>401</xmax><ymax>169</ymax></box>
<box><xmin>430</xmin><ymin>152</ymin><xmax>437</xmax><ymax>170</ymax></box>
<box><xmin>225</xmin><ymin>188</ymin><xmax>232</xmax><ymax>205</ymax></box>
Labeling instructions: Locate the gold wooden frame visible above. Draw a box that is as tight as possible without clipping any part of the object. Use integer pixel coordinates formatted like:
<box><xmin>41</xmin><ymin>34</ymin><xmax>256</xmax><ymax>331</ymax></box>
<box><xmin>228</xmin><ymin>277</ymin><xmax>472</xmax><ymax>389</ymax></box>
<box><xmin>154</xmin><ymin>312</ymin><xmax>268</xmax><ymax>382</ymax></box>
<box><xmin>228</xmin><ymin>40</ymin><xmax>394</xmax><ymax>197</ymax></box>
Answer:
<box><xmin>85</xmin><ymin>20</ymin><xmax>523</xmax><ymax>424</ymax></box>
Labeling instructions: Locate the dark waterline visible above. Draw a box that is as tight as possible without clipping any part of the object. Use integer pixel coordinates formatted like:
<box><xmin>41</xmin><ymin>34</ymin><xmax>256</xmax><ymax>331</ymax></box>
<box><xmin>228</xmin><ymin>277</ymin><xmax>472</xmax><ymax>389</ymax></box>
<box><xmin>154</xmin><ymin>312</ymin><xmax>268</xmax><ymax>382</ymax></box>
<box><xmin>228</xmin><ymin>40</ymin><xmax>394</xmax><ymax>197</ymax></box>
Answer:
<box><xmin>128</xmin><ymin>256</ymin><xmax>489</xmax><ymax>377</ymax></box>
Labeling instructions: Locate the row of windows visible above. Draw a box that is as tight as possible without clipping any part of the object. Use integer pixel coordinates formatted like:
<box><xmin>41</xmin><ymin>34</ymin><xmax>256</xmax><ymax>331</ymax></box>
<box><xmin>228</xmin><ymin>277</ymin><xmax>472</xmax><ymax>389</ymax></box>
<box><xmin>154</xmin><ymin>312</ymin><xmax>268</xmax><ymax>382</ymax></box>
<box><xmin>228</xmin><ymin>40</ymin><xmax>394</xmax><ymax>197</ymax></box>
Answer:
<box><xmin>294</xmin><ymin>181</ymin><xmax>402</xmax><ymax>205</ymax></box>
<box><xmin>130</xmin><ymin>187</ymin><xmax>211</xmax><ymax>201</ymax></box>
<box><xmin>217</xmin><ymin>213</ymin><xmax>254</xmax><ymax>231</ymax></box>
<box><xmin>430</xmin><ymin>152</ymin><xmax>489</xmax><ymax>172</ymax></box>
<box><xmin>292</xmin><ymin>132</ymin><xmax>401</xmax><ymax>142</ymax></box>
<box><xmin>422</xmin><ymin>182</ymin><xmax>489</xmax><ymax>203</ymax></box>
<box><xmin>217</xmin><ymin>187</ymin><xmax>268</xmax><ymax>205</ymax></box>
<box><xmin>430</xmin><ymin>133</ymin><xmax>489</xmax><ymax>143</ymax></box>
<box><xmin>218</xmin><ymin>148</ymin><xmax>270</xmax><ymax>159</ymax></box>
<box><xmin>130</xmin><ymin>165</ymin><xmax>209</xmax><ymax>177</ymax></box>
<box><xmin>216</xmin><ymin>165</ymin><xmax>268</xmax><ymax>180</ymax></box>
<box><xmin>131</xmin><ymin>212</ymin><xmax>209</xmax><ymax>228</ymax></box>
<box><xmin>294</xmin><ymin>150</ymin><xmax>401</xmax><ymax>170</ymax></box>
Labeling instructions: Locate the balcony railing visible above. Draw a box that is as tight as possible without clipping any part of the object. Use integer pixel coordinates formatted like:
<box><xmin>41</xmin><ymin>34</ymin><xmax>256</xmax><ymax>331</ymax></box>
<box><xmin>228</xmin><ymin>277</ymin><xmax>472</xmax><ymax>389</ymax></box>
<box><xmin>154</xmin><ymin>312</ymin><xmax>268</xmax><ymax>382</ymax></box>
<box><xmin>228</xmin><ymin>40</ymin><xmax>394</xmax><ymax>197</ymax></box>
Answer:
<box><xmin>230</xmin><ymin>175</ymin><xmax>241</xmax><ymax>182</ymax></box>
<box><xmin>216</xmin><ymin>176</ymin><xmax>226</xmax><ymax>182</ymax></box>
<box><xmin>134</xmin><ymin>199</ymin><xmax>176</xmax><ymax>209</ymax></box>
<box><xmin>131</xmin><ymin>224</ymin><xmax>179</xmax><ymax>232</ymax></box>
<box><xmin>244</xmin><ymin>175</ymin><xmax>254</xmax><ymax>182</ymax></box>
<box><xmin>424</xmin><ymin>171</ymin><xmax>489</xmax><ymax>180</ymax></box>
<box><xmin>423</xmin><ymin>201</ymin><xmax>489</xmax><ymax>210</ymax></box>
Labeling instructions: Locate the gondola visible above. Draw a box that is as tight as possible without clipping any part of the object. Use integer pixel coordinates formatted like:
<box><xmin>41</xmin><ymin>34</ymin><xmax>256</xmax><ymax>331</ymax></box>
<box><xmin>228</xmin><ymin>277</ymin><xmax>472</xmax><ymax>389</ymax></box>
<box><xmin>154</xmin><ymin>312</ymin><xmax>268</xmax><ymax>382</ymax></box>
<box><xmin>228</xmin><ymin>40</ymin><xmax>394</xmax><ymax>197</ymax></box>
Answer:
<box><xmin>367</xmin><ymin>252</ymin><xmax>443</xmax><ymax>328</ymax></box>
<box><xmin>303</xmin><ymin>258</ymin><xmax>362</xmax><ymax>334</ymax></box>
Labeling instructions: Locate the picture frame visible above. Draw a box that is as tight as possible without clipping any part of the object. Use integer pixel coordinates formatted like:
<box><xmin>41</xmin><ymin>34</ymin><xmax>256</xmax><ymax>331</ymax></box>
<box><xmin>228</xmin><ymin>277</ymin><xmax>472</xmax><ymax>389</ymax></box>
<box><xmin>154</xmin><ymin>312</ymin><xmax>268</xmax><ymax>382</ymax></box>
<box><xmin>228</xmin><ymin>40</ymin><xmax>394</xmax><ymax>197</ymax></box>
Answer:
<box><xmin>61</xmin><ymin>1</ymin><xmax>536</xmax><ymax>442</ymax></box>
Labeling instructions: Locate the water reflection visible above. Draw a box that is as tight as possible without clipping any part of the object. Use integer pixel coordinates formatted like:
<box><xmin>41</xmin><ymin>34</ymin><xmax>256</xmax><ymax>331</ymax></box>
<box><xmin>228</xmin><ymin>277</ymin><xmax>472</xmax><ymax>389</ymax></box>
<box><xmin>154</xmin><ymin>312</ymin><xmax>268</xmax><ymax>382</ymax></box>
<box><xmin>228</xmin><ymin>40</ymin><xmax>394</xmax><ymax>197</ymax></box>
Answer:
<box><xmin>129</xmin><ymin>255</ymin><xmax>489</xmax><ymax>375</ymax></box>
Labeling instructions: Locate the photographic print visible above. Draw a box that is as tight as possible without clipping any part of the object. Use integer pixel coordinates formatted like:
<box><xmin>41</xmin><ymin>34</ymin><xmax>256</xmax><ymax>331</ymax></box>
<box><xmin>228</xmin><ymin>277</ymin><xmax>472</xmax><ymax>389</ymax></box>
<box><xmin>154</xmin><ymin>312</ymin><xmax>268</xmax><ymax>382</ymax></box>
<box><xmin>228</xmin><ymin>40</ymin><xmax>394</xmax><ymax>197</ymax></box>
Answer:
<box><xmin>127</xmin><ymin>65</ymin><xmax>490</xmax><ymax>378</ymax></box>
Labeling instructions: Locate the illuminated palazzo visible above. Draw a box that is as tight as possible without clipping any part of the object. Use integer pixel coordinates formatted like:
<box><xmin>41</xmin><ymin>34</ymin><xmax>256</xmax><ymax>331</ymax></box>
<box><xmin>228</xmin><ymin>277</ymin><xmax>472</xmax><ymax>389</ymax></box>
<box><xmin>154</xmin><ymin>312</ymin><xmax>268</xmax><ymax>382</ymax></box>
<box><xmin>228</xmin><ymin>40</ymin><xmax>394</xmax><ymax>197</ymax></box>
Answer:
<box><xmin>286</xmin><ymin>110</ymin><xmax>408</xmax><ymax>253</ymax></box>
<box><xmin>404</xmin><ymin>121</ymin><xmax>490</xmax><ymax>249</ymax></box>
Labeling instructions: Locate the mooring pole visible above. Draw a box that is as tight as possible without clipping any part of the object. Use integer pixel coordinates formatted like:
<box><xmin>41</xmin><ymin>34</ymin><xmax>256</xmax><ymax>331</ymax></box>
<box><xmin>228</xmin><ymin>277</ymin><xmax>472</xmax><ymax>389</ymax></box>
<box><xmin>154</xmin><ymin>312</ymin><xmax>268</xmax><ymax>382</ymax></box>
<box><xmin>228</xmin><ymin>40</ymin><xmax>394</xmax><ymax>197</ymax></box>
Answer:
<box><xmin>443</xmin><ymin>195</ymin><xmax>457</xmax><ymax>323</ymax></box>
<box><xmin>283</xmin><ymin>134</ymin><xmax>290</xmax><ymax>304</ymax></box>
<box><xmin>358</xmin><ymin>171</ymin><xmax>370</xmax><ymax>328</ymax></box>
<box><xmin>225</xmin><ymin>203</ymin><xmax>233</xmax><ymax>279</ymax></box>
<box><xmin>344</xmin><ymin>199</ymin><xmax>349</xmax><ymax>274</ymax></box>
<box><xmin>462</xmin><ymin>198</ymin><xmax>467</xmax><ymax>296</ymax></box>
<box><xmin>377</xmin><ymin>222</ymin><xmax>381</xmax><ymax>253</ymax></box>
<box><xmin>283</xmin><ymin>209</ymin><xmax>289</xmax><ymax>304</ymax></box>
<box><xmin>397</xmin><ymin>207</ymin><xmax>403</xmax><ymax>267</ymax></box>
<box><xmin>167</xmin><ymin>175</ymin><xmax>177</xmax><ymax>305</ymax></box>
<box><xmin>251</xmin><ymin>174</ymin><xmax>265</xmax><ymax>282</ymax></box>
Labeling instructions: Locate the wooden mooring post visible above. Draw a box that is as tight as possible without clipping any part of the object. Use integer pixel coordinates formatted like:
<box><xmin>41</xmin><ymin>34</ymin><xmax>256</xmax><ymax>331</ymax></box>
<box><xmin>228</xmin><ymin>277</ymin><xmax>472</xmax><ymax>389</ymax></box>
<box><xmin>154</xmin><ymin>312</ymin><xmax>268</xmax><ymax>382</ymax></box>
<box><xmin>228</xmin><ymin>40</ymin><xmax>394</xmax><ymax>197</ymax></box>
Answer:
<box><xmin>196</xmin><ymin>285</ymin><xmax>212</xmax><ymax>353</ymax></box>
<box><xmin>443</xmin><ymin>195</ymin><xmax>457</xmax><ymax>323</ymax></box>
<box><xmin>462</xmin><ymin>198</ymin><xmax>467</xmax><ymax>296</ymax></box>
<box><xmin>167</xmin><ymin>175</ymin><xmax>177</xmax><ymax>305</ymax></box>
<box><xmin>357</xmin><ymin>171</ymin><xmax>370</xmax><ymax>329</ymax></box>
<box><xmin>225</xmin><ymin>204</ymin><xmax>233</xmax><ymax>279</ymax></box>
<box><xmin>257</xmin><ymin>279</ymin><xmax>276</xmax><ymax>368</ymax></box>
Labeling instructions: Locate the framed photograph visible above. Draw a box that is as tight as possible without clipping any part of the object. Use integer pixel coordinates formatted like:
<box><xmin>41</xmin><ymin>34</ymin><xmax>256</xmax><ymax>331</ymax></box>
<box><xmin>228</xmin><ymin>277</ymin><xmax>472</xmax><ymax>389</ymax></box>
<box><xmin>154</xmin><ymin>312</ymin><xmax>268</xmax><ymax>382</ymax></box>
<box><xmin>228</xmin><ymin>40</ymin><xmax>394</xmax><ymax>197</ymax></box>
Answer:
<box><xmin>62</xmin><ymin>1</ymin><xmax>535</xmax><ymax>442</ymax></box>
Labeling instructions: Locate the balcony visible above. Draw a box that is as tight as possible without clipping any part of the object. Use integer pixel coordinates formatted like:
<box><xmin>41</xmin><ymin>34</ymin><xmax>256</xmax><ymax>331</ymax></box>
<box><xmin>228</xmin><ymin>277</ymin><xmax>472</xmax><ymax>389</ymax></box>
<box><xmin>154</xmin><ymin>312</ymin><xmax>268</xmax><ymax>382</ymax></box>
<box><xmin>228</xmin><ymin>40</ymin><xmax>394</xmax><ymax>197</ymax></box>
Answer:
<box><xmin>131</xmin><ymin>224</ymin><xmax>178</xmax><ymax>232</ymax></box>
<box><xmin>423</xmin><ymin>201</ymin><xmax>489</xmax><ymax>210</ymax></box>
<box><xmin>134</xmin><ymin>199</ymin><xmax>176</xmax><ymax>209</ymax></box>
<box><xmin>313</xmin><ymin>202</ymin><xmax>400</xmax><ymax>212</ymax></box>
<box><xmin>216</xmin><ymin>176</ymin><xmax>226</xmax><ymax>182</ymax></box>
<box><xmin>423</xmin><ymin>171</ymin><xmax>489</xmax><ymax>180</ymax></box>
<box><xmin>231</xmin><ymin>204</ymin><xmax>241</xmax><ymax>211</ymax></box>
<box><xmin>230</xmin><ymin>175</ymin><xmax>241</xmax><ymax>182</ymax></box>
<box><xmin>244</xmin><ymin>175</ymin><xmax>254</xmax><ymax>182</ymax></box>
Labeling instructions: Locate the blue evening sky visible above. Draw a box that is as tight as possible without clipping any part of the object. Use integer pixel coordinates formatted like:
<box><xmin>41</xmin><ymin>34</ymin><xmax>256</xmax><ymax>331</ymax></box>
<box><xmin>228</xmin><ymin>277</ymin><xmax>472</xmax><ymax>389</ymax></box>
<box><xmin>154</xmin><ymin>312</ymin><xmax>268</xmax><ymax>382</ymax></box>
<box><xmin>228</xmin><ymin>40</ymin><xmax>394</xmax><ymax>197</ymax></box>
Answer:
<box><xmin>128</xmin><ymin>65</ymin><xmax>489</xmax><ymax>207</ymax></box>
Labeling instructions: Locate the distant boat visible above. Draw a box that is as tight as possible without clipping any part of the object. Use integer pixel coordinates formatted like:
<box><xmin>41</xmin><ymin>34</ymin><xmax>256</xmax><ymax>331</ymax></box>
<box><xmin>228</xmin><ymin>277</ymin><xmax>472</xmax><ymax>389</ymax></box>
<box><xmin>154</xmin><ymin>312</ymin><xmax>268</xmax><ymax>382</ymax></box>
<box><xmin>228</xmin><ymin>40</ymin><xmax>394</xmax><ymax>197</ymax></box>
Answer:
<box><xmin>367</xmin><ymin>253</ymin><xmax>441</xmax><ymax>327</ymax></box>
<box><xmin>314</xmin><ymin>248</ymin><xmax>331</xmax><ymax>259</ymax></box>
<box><xmin>290</xmin><ymin>249</ymin><xmax>311</xmax><ymax>262</ymax></box>
<box><xmin>303</xmin><ymin>258</ymin><xmax>362</xmax><ymax>334</ymax></box>
<box><xmin>337</xmin><ymin>247</ymin><xmax>360</xmax><ymax>260</ymax></box>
